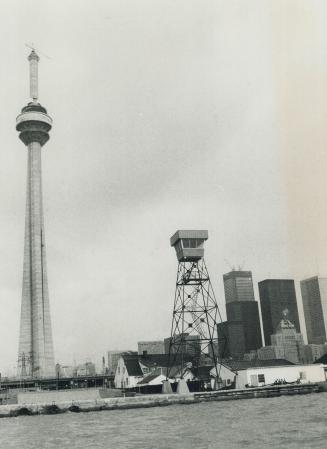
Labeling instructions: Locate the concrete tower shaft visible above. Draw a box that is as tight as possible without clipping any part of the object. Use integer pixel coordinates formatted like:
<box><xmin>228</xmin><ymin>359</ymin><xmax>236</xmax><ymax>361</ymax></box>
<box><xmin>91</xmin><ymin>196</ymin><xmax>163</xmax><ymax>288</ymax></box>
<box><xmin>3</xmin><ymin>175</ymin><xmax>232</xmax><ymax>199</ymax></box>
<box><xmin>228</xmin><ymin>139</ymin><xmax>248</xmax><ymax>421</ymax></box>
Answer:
<box><xmin>16</xmin><ymin>50</ymin><xmax>55</xmax><ymax>378</ymax></box>
<box><xmin>28</xmin><ymin>49</ymin><xmax>39</xmax><ymax>101</ymax></box>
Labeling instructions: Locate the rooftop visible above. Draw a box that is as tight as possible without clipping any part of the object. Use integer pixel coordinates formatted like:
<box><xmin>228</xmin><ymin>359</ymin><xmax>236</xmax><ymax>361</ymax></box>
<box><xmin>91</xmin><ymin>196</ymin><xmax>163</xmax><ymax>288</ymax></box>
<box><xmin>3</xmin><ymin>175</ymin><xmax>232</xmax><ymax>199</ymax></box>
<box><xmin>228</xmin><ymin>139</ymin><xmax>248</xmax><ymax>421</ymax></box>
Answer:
<box><xmin>170</xmin><ymin>230</ymin><xmax>208</xmax><ymax>247</ymax></box>
<box><xmin>314</xmin><ymin>354</ymin><xmax>327</xmax><ymax>364</ymax></box>
<box><xmin>222</xmin><ymin>359</ymin><xmax>295</xmax><ymax>372</ymax></box>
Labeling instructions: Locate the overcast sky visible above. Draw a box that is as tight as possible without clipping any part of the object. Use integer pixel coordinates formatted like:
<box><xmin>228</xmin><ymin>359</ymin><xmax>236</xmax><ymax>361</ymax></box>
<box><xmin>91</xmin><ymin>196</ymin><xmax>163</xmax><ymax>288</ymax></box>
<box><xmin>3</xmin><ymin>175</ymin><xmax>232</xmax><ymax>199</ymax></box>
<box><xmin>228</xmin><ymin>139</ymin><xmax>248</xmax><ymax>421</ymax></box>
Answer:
<box><xmin>0</xmin><ymin>0</ymin><xmax>327</xmax><ymax>375</ymax></box>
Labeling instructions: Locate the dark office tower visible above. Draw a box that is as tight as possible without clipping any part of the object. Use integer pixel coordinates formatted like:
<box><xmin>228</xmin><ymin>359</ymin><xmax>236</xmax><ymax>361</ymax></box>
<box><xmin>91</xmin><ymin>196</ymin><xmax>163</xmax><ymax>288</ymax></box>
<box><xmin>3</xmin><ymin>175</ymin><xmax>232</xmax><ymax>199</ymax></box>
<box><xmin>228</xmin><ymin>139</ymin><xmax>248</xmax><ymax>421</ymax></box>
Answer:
<box><xmin>226</xmin><ymin>301</ymin><xmax>263</xmax><ymax>353</ymax></box>
<box><xmin>223</xmin><ymin>271</ymin><xmax>255</xmax><ymax>303</ymax></box>
<box><xmin>258</xmin><ymin>279</ymin><xmax>300</xmax><ymax>346</ymax></box>
<box><xmin>300</xmin><ymin>276</ymin><xmax>327</xmax><ymax>344</ymax></box>
<box><xmin>222</xmin><ymin>270</ymin><xmax>262</xmax><ymax>358</ymax></box>
<box><xmin>217</xmin><ymin>321</ymin><xmax>245</xmax><ymax>359</ymax></box>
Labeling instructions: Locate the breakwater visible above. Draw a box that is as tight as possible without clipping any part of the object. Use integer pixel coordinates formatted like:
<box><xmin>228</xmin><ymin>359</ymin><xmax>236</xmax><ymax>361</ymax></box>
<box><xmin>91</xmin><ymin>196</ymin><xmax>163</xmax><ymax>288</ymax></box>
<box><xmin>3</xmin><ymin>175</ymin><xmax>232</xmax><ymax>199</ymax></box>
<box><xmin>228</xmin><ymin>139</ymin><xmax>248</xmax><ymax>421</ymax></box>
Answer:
<box><xmin>0</xmin><ymin>383</ymin><xmax>323</xmax><ymax>418</ymax></box>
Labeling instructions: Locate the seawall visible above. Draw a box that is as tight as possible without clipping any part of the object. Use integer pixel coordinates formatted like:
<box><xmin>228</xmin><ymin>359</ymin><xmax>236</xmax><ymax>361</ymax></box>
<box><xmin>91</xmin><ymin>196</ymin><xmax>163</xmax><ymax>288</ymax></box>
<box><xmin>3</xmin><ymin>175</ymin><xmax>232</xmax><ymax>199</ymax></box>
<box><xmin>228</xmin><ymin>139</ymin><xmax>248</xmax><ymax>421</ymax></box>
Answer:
<box><xmin>0</xmin><ymin>383</ymin><xmax>323</xmax><ymax>418</ymax></box>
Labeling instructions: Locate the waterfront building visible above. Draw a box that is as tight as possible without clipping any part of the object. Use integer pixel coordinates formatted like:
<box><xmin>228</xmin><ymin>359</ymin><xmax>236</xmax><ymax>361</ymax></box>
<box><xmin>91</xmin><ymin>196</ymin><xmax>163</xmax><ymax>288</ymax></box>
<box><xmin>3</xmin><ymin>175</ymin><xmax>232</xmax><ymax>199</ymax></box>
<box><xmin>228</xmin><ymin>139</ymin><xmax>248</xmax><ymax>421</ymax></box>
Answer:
<box><xmin>138</xmin><ymin>340</ymin><xmax>165</xmax><ymax>355</ymax></box>
<box><xmin>213</xmin><ymin>360</ymin><xmax>324</xmax><ymax>389</ymax></box>
<box><xmin>114</xmin><ymin>353</ymin><xmax>193</xmax><ymax>389</ymax></box>
<box><xmin>107</xmin><ymin>350</ymin><xmax>134</xmax><ymax>376</ymax></box>
<box><xmin>258</xmin><ymin>279</ymin><xmax>300</xmax><ymax>345</ymax></box>
<box><xmin>257</xmin><ymin>314</ymin><xmax>304</xmax><ymax>364</ymax></box>
<box><xmin>300</xmin><ymin>276</ymin><xmax>327</xmax><ymax>344</ymax></box>
<box><xmin>223</xmin><ymin>270</ymin><xmax>256</xmax><ymax>303</ymax></box>
<box><xmin>16</xmin><ymin>50</ymin><xmax>55</xmax><ymax>378</ymax></box>
<box><xmin>114</xmin><ymin>354</ymin><xmax>143</xmax><ymax>389</ymax></box>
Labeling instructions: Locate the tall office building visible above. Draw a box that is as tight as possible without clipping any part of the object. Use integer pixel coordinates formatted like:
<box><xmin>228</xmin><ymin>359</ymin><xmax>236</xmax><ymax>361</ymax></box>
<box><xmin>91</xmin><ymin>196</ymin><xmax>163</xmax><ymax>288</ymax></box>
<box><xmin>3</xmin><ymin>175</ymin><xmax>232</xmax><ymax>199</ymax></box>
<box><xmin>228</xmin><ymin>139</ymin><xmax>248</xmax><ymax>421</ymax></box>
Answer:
<box><xmin>16</xmin><ymin>50</ymin><xmax>55</xmax><ymax>378</ymax></box>
<box><xmin>223</xmin><ymin>270</ymin><xmax>255</xmax><ymax>303</ymax></box>
<box><xmin>217</xmin><ymin>321</ymin><xmax>245</xmax><ymax>359</ymax></box>
<box><xmin>222</xmin><ymin>270</ymin><xmax>262</xmax><ymax>358</ymax></box>
<box><xmin>300</xmin><ymin>276</ymin><xmax>327</xmax><ymax>344</ymax></box>
<box><xmin>258</xmin><ymin>279</ymin><xmax>300</xmax><ymax>346</ymax></box>
<box><xmin>226</xmin><ymin>301</ymin><xmax>262</xmax><ymax>353</ymax></box>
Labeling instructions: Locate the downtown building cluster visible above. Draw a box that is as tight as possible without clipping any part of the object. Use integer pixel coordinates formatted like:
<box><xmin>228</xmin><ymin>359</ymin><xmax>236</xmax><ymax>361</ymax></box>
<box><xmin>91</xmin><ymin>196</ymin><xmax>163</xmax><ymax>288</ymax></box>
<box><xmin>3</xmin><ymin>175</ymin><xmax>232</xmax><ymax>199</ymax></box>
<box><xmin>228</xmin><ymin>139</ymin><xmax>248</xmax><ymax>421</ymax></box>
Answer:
<box><xmin>217</xmin><ymin>272</ymin><xmax>327</xmax><ymax>365</ymax></box>
<box><xmin>103</xmin><ymin>272</ymin><xmax>327</xmax><ymax>379</ymax></box>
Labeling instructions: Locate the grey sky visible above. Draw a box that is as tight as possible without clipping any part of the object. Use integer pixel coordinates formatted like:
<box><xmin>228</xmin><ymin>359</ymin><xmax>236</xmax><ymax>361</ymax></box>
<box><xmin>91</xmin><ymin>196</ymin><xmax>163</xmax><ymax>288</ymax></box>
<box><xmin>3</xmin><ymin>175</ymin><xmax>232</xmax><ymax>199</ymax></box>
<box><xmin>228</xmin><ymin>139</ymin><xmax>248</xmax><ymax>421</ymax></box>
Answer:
<box><xmin>0</xmin><ymin>0</ymin><xmax>327</xmax><ymax>374</ymax></box>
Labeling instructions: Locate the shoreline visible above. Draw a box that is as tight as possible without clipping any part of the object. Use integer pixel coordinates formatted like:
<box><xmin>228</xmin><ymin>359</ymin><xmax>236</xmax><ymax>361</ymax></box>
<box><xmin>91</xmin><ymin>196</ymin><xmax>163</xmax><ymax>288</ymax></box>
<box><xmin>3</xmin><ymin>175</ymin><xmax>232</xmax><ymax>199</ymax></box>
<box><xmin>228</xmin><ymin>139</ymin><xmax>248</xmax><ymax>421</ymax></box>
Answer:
<box><xmin>0</xmin><ymin>383</ymin><xmax>323</xmax><ymax>418</ymax></box>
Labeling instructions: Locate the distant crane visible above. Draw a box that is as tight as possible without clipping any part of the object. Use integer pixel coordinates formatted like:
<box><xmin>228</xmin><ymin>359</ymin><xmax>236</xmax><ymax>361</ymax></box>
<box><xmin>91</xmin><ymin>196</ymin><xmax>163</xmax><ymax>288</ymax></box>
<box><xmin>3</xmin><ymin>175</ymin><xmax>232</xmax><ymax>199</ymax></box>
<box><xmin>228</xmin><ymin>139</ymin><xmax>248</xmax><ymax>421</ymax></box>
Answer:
<box><xmin>224</xmin><ymin>259</ymin><xmax>245</xmax><ymax>272</ymax></box>
<box><xmin>25</xmin><ymin>43</ymin><xmax>52</xmax><ymax>59</ymax></box>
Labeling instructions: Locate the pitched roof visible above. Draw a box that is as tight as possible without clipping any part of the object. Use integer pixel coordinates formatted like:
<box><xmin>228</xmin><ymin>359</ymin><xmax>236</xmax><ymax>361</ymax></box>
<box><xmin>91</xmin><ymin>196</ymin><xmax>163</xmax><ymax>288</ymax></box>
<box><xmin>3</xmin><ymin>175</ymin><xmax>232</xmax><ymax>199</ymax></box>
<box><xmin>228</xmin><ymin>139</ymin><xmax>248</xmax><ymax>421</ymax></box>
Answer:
<box><xmin>222</xmin><ymin>358</ymin><xmax>295</xmax><ymax>371</ymax></box>
<box><xmin>139</xmin><ymin>353</ymin><xmax>192</xmax><ymax>368</ymax></box>
<box><xmin>137</xmin><ymin>369</ymin><xmax>163</xmax><ymax>385</ymax></box>
<box><xmin>121</xmin><ymin>354</ymin><xmax>143</xmax><ymax>376</ymax></box>
<box><xmin>191</xmin><ymin>365</ymin><xmax>214</xmax><ymax>379</ymax></box>
<box><xmin>314</xmin><ymin>354</ymin><xmax>327</xmax><ymax>364</ymax></box>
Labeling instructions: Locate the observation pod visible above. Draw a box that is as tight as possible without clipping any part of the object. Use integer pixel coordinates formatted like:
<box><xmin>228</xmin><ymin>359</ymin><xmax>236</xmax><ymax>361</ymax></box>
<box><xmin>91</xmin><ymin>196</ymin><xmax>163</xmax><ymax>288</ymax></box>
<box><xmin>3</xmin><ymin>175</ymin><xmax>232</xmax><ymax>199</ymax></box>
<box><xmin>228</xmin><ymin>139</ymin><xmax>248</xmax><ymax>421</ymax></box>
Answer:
<box><xmin>170</xmin><ymin>230</ymin><xmax>208</xmax><ymax>262</ymax></box>
<box><xmin>16</xmin><ymin>102</ymin><xmax>52</xmax><ymax>146</ymax></box>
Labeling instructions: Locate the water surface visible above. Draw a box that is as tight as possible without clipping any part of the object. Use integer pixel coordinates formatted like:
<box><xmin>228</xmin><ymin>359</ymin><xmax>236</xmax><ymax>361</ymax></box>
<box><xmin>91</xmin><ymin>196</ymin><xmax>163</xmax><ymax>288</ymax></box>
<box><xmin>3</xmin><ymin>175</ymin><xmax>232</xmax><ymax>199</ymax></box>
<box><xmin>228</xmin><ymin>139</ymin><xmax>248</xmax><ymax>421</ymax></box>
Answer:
<box><xmin>1</xmin><ymin>393</ymin><xmax>326</xmax><ymax>448</ymax></box>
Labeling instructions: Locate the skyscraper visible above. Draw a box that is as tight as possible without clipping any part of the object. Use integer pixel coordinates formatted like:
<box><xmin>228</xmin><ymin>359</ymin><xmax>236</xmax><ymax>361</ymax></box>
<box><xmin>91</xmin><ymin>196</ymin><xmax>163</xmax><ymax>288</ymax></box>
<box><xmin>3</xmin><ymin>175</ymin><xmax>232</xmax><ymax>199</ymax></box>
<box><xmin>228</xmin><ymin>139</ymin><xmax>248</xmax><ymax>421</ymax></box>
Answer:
<box><xmin>217</xmin><ymin>321</ymin><xmax>245</xmax><ymax>359</ymax></box>
<box><xmin>300</xmin><ymin>276</ymin><xmax>327</xmax><ymax>344</ymax></box>
<box><xmin>223</xmin><ymin>270</ymin><xmax>255</xmax><ymax>303</ymax></box>
<box><xmin>226</xmin><ymin>301</ymin><xmax>263</xmax><ymax>353</ymax></box>
<box><xmin>258</xmin><ymin>279</ymin><xmax>300</xmax><ymax>346</ymax></box>
<box><xmin>222</xmin><ymin>270</ymin><xmax>262</xmax><ymax>358</ymax></box>
<box><xmin>16</xmin><ymin>50</ymin><xmax>55</xmax><ymax>378</ymax></box>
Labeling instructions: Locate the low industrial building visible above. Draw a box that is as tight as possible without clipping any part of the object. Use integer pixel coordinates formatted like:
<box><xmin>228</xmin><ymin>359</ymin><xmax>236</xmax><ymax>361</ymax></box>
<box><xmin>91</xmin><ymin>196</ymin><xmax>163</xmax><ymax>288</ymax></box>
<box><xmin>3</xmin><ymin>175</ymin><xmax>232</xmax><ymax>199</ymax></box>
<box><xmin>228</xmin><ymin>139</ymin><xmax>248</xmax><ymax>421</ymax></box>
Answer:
<box><xmin>138</xmin><ymin>340</ymin><xmax>165</xmax><ymax>355</ymax></box>
<box><xmin>212</xmin><ymin>359</ymin><xmax>326</xmax><ymax>389</ymax></box>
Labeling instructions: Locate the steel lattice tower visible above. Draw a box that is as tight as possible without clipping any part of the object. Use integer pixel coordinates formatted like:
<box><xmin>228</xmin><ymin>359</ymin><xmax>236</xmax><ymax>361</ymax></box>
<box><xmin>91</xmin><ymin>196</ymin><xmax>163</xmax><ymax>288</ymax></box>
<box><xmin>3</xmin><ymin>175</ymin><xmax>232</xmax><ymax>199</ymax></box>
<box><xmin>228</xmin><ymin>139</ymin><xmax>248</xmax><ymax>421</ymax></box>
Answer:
<box><xmin>16</xmin><ymin>50</ymin><xmax>55</xmax><ymax>378</ymax></box>
<box><xmin>167</xmin><ymin>230</ymin><xmax>223</xmax><ymax>387</ymax></box>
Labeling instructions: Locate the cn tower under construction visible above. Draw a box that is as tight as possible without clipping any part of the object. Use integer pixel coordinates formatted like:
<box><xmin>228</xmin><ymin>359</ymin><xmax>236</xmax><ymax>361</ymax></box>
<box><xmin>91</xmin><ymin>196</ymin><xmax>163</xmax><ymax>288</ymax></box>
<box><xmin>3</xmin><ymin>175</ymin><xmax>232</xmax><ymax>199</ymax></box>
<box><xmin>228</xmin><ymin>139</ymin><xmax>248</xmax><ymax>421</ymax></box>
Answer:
<box><xmin>16</xmin><ymin>50</ymin><xmax>55</xmax><ymax>378</ymax></box>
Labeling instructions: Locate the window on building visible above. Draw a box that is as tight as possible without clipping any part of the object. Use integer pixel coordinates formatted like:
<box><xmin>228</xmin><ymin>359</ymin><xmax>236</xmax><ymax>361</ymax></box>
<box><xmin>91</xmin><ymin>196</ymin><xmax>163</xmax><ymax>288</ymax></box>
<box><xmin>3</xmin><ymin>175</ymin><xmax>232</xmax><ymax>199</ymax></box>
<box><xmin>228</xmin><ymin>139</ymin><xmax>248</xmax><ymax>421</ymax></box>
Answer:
<box><xmin>181</xmin><ymin>238</ymin><xmax>205</xmax><ymax>249</ymax></box>
<box><xmin>182</xmin><ymin>239</ymin><xmax>190</xmax><ymax>248</ymax></box>
<box><xmin>258</xmin><ymin>374</ymin><xmax>265</xmax><ymax>383</ymax></box>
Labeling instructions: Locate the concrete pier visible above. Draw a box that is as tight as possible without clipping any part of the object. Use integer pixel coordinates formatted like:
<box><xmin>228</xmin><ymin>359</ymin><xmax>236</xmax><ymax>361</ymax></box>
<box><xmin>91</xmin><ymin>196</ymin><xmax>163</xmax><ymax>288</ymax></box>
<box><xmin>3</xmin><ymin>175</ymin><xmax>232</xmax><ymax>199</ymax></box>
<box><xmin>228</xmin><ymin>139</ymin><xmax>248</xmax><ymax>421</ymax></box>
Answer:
<box><xmin>0</xmin><ymin>383</ymin><xmax>323</xmax><ymax>419</ymax></box>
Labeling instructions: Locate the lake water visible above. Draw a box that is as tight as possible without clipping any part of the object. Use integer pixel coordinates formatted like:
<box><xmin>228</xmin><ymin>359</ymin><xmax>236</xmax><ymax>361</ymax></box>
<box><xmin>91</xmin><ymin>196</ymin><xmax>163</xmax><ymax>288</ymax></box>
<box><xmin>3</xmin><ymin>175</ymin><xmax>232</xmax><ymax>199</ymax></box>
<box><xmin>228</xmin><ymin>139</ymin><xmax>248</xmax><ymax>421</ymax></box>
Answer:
<box><xmin>1</xmin><ymin>393</ymin><xmax>326</xmax><ymax>449</ymax></box>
